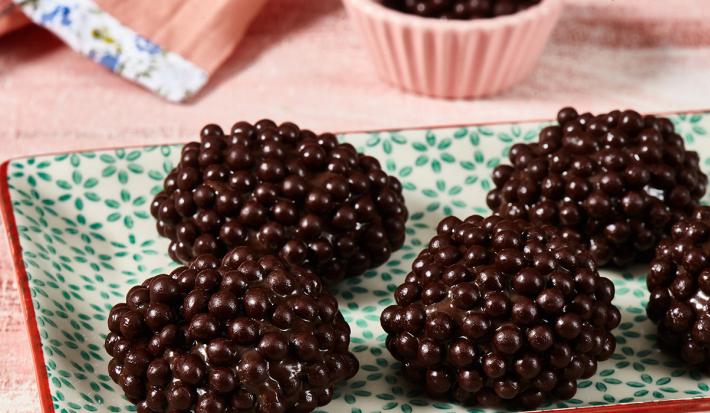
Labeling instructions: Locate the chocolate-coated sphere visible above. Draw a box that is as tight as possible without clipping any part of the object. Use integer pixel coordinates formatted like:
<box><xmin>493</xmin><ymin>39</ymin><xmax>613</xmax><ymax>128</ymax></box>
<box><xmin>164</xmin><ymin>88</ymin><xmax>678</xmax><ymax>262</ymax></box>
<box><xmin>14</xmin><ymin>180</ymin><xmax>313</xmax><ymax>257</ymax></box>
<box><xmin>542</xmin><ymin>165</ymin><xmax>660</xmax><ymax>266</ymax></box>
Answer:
<box><xmin>487</xmin><ymin>108</ymin><xmax>707</xmax><ymax>267</ymax></box>
<box><xmin>152</xmin><ymin>120</ymin><xmax>408</xmax><ymax>283</ymax></box>
<box><xmin>647</xmin><ymin>207</ymin><xmax>710</xmax><ymax>369</ymax></box>
<box><xmin>382</xmin><ymin>215</ymin><xmax>619</xmax><ymax>408</ymax></box>
<box><xmin>106</xmin><ymin>247</ymin><xmax>358</xmax><ymax>413</ymax></box>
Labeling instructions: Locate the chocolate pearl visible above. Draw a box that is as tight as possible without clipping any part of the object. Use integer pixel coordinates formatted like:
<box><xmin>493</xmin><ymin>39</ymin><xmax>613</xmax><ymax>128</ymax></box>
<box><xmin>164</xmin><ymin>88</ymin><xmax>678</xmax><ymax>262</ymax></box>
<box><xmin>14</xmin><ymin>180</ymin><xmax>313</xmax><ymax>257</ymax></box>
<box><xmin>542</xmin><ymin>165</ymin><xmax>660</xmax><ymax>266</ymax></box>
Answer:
<box><xmin>527</xmin><ymin>325</ymin><xmax>554</xmax><ymax>352</ymax></box>
<box><xmin>512</xmin><ymin>268</ymin><xmax>544</xmax><ymax>296</ymax></box>
<box><xmin>460</xmin><ymin>313</ymin><xmax>490</xmax><ymax>338</ymax></box>
<box><xmin>228</xmin><ymin>317</ymin><xmax>259</xmax><ymax>345</ymax></box>
<box><xmin>238</xmin><ymin>350</ymin><xmax>269</xmax><ymax>384</ymax></box>
<box><xmin>174</xmin><ymin>354</ymin><xmax>206</xmax><ymax>385</ymax></box>
<box><xmin>108</xmin><ymin>304</ymin><xmax>129</xmax><ymax>333</ymax></box>
<box><xmin>450</xmin><ymin>283</ymin><xmax>479</xmax><ymax>310</ymax></box>
<box><xmin>665</xmin><ymin>301</ymin><xmax>694</xmax><ymax>333</ymax></box>
<box><xmin>556</xmin><ymin>313</ymin><xmax>582</xmax><ymax>340</ymax></box>
<box><xmin>177</xmin><ymin>167</ymin><xmax>201</xmax><ymax>191</ymax></box>
<box><xmin>242</xmin><ymin>288</ymin><xmax>273</xmax><ymax>319</ymax></box>
<box><xmin>229</xmin><ymin>171</ymin><xmax>254</xmax><ymax>194</ymax></box>
<box><xmin>536</xmin><ymin>288</ymin><xmax>565</xmax><ymax>315</ymax></box>
<box><xmin>206</xmin><ymin>338</ymin><xmax>235</xmax><ymax>366</ymax></box>
<box><xmin>183</xmin><ymin>289</ymin><xmax>209</xmax><ymax>320</ymax></box>
<box><xmin>123</xmin><ymin>348</ymin><xmax>151</xmax><ymax>376</ymax></box>
<box><xmin>259</xmin><ymin>388</ymin><xmax>286</xmax><ymax>413</ymax></box>
<box><xmin>493</xmin><ymin>325</ymin><xmax>522</xmax><ymax>355</ymax></box>
<box><xmin>188</xmin><ymin>313</ymin><xmax>219</xmax><ymax>341</ymax></box>
<box><xmin>417</xmin><ymin>339</ymin><xmax>442</xmax><ymax>367</ymax></box>
<box><xmin>146</xmin><ymin>359</ymin><xmax>172</xmax><ymax>386</ymax></box>
<box><xmin>426</xmin><ymin>369</ymin><xmax>452</xmax><ymax>395</ymax></box>
<box><xmin>493</xmin><ymin>378</ymin><xmax>521</xmax><ymax>399</ymax></box>
<box><xmin>167</xmin><ymin>383</ymin><xmax>195</xmax><ymax>410</ymax></box>
<box><xmin>120</xmin><ymin>310</ymin><xmax>144</xmax><ymax>339</ymax></box>
<box><xmin>483</xmin><ymin>291</ymin><xmax>510</xmax><ymax>318</ymax></box>
<box><xmin>580</xmin><ymin>355</ymin><xmax>598</xmax><ymax>379</ymax></box>
<box><xmin>681</xmin><ymin>339</ymin><xmax>706</xmax><ymax>365</ymax></box>
<box><xmin>425</xmin><ymin>312</ymin><xmax>453</xmax><ymax>340</ymax></box>
<box><xmin>670</xmin><ymin>273</ymin><xmax>696</xmax><ymax>299</ymax></box>
<box><xmin>421</xmin><ymin>282</ymin><xmax>447</xmax><ymax>305</ymax></box>
<box><xmin>299</xmin><ymin>214</ymin><xmax>323</xmax><ymax>241</ymax></box>
<box><xmin>149</xmin><ymin>275</ymin><xmax>179</xmax><ymax>304</ymax></box>
<box><xmin>196</xmin><ymin>394</ymin><xmax>227</xmax><ymax>413</ymax></box>
<box><xmin>693</xmin><ymin>317</ymin><xmax>710</xmax><ymax>344</ymax></box>
<box><xmin>208</xmin><ymin>290</ymin><xmax>238</xmax><ymax>319</ymax></box>
<box><xmin>574</xmin><ymin>268</ymin><xmax>597</xmax><ymax>294</ymax></box>
<box><xmin>558</xmin><ymin>107</ymin><xmax>579</xmax><ymax>124</ymax></box>
<box><xmin>208</xmin><ymin>368</ymin><xmax>236</xmax><ymax>394</ymax></box>
<box><xmin>225</xmin><ymin>145</ymin><xmax>252</xmax><ymax>169</ymax></box>
<box><xmin>105</xmin><ymin>333</ymin><xmax>121</xmax><ymax>355</ymax></box>
<box><xmin>272</xmin><ymin>304</ymin><xmax>295</xmax><ymax>328</ymax></box>
<box><xmin>458</xmin><ymin>369</ymin><xmax>483</xmax><ymax>393</ymax></box>
<box><xmin>519</xmin><ymin>389</ymin><xmax>545</xmax><ymax>409</ymax></box>
<box><xmin>236</xmin><ymin>259</ymin><xmax>264</xmax><ymax>281</ymax></box>
<box><xmin>496</xmin><ymin>248</ymin><xmax>525</xmax><ymax>274</ymax></box>
<box><xmin>549</xmin><ymin>343</ymin><xmax>573</xmax><ymax>368</ymax></box>
<box><xmin>239</xmin><ymin>200</ymin><xmax>266</xmax><ymax>227</ymax></box>
<box><xmin>514</xmin><ymin>354</ymin><xmax>542</xmax><ymax>380</ymax></box>
<box><xmin>201</xmin><ymin>124</ymin><xmax>224</xmax><ymax>138</ymax></box>
<box><xmin>144</xmin><ymin>303</ymin><xmax>173</xmax><ymax>331</ymax></box>
<box><xmin>196</xmin><ymin>269</ymin><xmax>221</xmax><ymax>291</ymax></box>
<box><xmin>231</xmin><ymin>391</ymin><xmax>255</xmax><ymax>410</ymax></box>
<box><xmin>120</xmin><ymin>374</ymin><xmax>145</xmax><ymax>400</ymax></box>
<box><xmin>395</xmin><ymin>282</ymin><xmax>422</xmax><ymax>305</ymax></box>
<box><xmin>259</xmin><ymin>332</ymin><xmax>289</xmax><ymax>360</ymax></box>
<box><xmin>483</xmin><ymin>354</ymin><xmax>507</xmax><ymax>378</ymax></box>
<box><xmin>511</xmin><ymin>297</ymin><xmax>539</xmax><ymax>326</ymax></box>
<box><xmin>300</xmin><ymin>145</ymin><xmax>327</xmax><ymax>170</ymax></box>
<box><xmin>448</xmin><ymin>338</ymin><xmax>476</xmax><ymax>367</ymax></box>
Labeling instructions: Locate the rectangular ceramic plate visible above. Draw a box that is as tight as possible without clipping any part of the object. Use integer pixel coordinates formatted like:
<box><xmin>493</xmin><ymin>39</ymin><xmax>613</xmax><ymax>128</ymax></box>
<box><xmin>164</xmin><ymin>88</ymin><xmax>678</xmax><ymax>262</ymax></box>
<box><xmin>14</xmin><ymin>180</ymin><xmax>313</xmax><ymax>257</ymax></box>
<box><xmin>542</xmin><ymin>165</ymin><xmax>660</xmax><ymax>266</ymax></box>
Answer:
<box><xmin>3</xmin><ymin>112</ymin><xmax>710</xmax><ymax>413</ymax></box>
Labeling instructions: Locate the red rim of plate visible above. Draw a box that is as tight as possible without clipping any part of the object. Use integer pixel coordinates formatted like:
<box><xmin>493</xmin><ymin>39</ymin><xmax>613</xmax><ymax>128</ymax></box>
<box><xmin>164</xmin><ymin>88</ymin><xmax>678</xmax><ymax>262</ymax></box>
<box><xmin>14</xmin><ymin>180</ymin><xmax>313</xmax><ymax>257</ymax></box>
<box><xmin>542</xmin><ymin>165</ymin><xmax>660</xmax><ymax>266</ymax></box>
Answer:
<box><xmin>2</xmin><ymin>112</ymin><xmax>710</xmax><ymax>413</ymax></box>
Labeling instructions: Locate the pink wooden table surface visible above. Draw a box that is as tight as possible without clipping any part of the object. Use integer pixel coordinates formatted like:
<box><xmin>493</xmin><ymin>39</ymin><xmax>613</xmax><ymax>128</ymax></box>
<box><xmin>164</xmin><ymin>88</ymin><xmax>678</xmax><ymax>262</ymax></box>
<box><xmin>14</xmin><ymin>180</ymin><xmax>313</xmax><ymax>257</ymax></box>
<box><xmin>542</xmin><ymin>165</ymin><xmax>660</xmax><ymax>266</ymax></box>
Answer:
<box><xmin>1</xmin><ymin>0</ymin><xmax>710</xmax><ymax>410</ymax></box>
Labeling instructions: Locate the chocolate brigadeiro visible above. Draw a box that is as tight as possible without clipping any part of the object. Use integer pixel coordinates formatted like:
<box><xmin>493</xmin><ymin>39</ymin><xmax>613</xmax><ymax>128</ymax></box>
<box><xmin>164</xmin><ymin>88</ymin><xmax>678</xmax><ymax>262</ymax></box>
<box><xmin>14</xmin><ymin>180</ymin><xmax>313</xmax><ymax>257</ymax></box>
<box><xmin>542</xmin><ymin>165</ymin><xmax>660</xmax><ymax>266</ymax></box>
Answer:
<box><xmin>381</xmin><ymin>215</ymin><xmax>620</xmax><ymax>408</ymax></box>
<box><xmin>487</xmin><ymin>107</ymin><xmax>708</xmax><ymax>267</ymax></box>
<box><xmin>647</xmin><ymin>206</ymin><xmax>710</xmax><ymax>369</ymax></box>
<box><xmin>151</xmin><ymin>120</ymin><xmax>407</xmax><ymax>284</ymax></box>
<box><xmin>105</xmin><ymin>247</ymin><xmax>358</xmax><ymax>413</ymax></box>
<box><xmin>381</xmin><ymin>0</ymin><xmax>541</xmax><ymax>20</ymax></box>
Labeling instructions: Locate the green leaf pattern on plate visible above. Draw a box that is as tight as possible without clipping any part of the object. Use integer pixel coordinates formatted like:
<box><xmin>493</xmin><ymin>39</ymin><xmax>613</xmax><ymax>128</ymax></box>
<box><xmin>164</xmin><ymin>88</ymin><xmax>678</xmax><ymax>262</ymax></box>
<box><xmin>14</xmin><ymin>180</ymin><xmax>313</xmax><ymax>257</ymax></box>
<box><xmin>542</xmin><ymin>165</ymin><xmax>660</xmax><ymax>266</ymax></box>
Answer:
<box><xmin>6</xmin><ymin>114</ymin><xmax>710</xmax><ymax>412</ymax></box>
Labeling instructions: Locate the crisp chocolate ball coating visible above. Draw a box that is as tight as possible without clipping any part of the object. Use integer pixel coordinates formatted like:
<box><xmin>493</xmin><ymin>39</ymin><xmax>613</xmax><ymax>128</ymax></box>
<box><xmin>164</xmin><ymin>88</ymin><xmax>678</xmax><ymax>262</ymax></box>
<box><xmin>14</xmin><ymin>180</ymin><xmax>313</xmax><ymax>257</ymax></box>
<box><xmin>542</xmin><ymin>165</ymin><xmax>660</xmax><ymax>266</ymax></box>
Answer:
<box><xmin>381</xmin><ymin>0</ymin><xmax>541</xmax><ymax>20</ymax></box>
<box><xmin>382</xmin><ymin>215</ymin><xmax>619</xmax><ymax>408</ymax></box>
<box><xmin>487</xmin><ymin>107</ymin><xmax>707</xmax><ymax>267</ymax></box>
<box><xmin>105</xmin><ymin>247</ymin><xmax>358</xmax><ymax>413</ymax></box>
<box><xmin>152</xmin><ymin>121</ymin><xmax>408</xmax><ymax>283</ymax></box>
<box><xmin>647</xmin><ymin>207</ymin><xmax>710</xmax><ymax>369</ymax></box>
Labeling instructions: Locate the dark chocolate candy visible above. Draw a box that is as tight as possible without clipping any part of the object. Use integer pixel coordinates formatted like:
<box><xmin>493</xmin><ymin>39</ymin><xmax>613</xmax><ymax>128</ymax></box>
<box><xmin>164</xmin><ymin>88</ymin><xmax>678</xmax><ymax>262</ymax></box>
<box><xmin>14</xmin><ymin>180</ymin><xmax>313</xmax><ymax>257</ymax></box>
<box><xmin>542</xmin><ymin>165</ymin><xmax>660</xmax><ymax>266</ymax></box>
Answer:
<box><xmin>647</xmin><ymin>206</ymin><xmax>710</xmax><ymax>369</ymax></box>
<box><xmin>381</xmin><ymin>215</ymin><xmax>619</xmax><ymax>408</ymax></box>
<box><xmin>105</xmin><ymin>247</ymin><xmax>358</xmax><ymax>413</ymax></box>
<box><xmin>152</xmin><ymin>120</ymin><xmax>408</xmax><ymax>283</ymax></box>
<box><xmin>487</xmin><ymin>107</ymin><xmax>707</xmax><ymax>267</ymax></box>
<box><xmin>381</xmin><ymin>0</ymin><xmax>541</xmax><ymax>20</ymax></box>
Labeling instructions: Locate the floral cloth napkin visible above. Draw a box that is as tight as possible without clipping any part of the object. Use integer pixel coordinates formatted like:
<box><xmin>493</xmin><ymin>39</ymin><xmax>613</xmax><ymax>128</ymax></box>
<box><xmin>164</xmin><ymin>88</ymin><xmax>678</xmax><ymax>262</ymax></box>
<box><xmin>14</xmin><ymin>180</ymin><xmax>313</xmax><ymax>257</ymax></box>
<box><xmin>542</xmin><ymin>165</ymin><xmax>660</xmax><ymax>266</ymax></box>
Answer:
<box><xmin>2</xmin><ymin>0</ymin><xmax>267</xmax><ymax>102</ymax></box>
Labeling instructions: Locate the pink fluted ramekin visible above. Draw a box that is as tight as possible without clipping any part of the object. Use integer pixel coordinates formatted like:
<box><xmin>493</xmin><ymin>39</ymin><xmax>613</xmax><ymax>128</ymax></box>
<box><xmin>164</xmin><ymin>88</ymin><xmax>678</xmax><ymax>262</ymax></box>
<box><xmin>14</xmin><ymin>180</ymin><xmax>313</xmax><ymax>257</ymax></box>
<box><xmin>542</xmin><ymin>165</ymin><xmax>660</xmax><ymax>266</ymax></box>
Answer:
<box><xmin>342</xmin><ymin>0</ymin><xmax>563</xmax><ymax>99</ymax></box>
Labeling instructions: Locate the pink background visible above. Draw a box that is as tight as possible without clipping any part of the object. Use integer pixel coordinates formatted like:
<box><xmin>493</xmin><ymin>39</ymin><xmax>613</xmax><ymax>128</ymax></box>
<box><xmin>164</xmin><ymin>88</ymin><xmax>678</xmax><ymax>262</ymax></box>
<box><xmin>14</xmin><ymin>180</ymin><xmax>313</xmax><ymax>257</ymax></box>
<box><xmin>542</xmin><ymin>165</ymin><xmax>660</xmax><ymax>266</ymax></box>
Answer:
<box><xmin>1</xmin><ymin>0</ymin><xmax>710</xmax><ymax>410</ymax></box>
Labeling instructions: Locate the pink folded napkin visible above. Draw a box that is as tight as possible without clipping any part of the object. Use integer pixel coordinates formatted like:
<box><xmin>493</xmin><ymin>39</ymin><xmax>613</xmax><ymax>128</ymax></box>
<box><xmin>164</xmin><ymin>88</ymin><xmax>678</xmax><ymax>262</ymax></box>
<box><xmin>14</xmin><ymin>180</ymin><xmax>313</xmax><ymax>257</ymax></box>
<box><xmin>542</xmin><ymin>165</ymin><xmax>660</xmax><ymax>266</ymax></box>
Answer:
<box><xmin>0</xmin><ymin>0</ymin><xmax>28</xmax><ymax>35</ymax></box>
<box><xmin>3</xmin><ymin>0</ymin><xmax>267</xmax><ymax>102</ymax></box>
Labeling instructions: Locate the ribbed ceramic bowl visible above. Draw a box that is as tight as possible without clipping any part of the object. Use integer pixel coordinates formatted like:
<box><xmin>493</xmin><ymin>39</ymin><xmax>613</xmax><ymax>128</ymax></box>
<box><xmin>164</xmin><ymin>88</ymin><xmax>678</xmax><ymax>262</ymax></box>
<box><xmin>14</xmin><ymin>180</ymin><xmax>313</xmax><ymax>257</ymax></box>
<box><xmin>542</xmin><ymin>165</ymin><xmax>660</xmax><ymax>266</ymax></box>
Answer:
<box><xmin>343</xmin><ymin>0</ymin><xmax>563</xmax><ymax>99</ymax></box>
